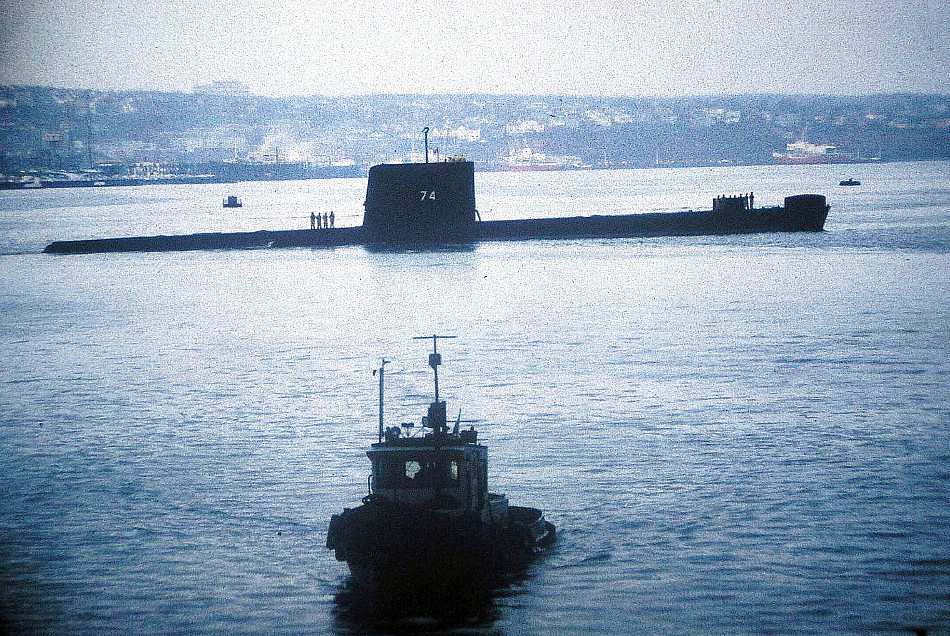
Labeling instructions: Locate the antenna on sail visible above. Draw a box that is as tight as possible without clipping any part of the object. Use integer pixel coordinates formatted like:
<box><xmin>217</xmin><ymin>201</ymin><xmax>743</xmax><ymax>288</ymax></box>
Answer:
<box><xmin>423</xmin><ymin>127</ymin><xmax>430</xmax><ymax>163</ymax></box>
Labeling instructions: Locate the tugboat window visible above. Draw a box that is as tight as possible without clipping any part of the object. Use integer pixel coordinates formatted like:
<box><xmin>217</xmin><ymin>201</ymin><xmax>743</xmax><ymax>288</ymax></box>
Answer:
<box><xmin>405</xmin><ymin>460</ymin><xmax>422</xmax><ymax>481</ymax></box>
<box><xmin>377</xmin><ymin>457</ymin><xmax>460</xmax><ymax>488</ymax></box>
<box><xmin>413</xmin><ymin>461</ymin><xmax>434</xmax><ymax>485</ymax></box>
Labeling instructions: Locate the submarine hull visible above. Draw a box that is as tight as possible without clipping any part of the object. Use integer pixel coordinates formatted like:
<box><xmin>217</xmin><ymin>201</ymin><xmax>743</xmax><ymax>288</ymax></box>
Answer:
<box><xmin>43</xmin><ymin>203</ymin><xmax>827</xmax><ymax>254</ymax></box>
<box><xmin>44</xmin><ymin>227</ymin><xmax>365</xmax><ymax>254</ymax></box>
<box><xmin>43</xmin><ymin>161</ymin><xmax>829</xmax><ymax>254</ymax></box>
<box><xmin>477</xmin><ymin>201</ymin><xmax>828</xmax><ymax>241</ymax></box>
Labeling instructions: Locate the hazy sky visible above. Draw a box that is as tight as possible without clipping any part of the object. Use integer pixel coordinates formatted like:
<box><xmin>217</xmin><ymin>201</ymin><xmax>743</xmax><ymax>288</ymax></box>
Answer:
<box><xmin>1</xmin><ymin>0</ymin><xmax>948</xmax><ymax>97</ymax></box>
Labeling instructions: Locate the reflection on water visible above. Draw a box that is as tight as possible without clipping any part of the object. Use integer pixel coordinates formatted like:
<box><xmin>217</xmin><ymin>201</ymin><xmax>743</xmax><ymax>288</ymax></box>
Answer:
<box><xmin>331</xmin><ymin>578</ymin><xmax>509</xmax><ymax>635</ymax></box>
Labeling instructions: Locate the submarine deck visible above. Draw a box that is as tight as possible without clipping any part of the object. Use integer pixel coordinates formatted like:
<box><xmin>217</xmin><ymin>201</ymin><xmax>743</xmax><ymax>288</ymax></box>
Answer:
<box><xmin>43</xmin><ymin>205</ymin><xmax>827</xmax><ymax>254</ymax></box>
<box><xmin>44</xmin><ymin>226</ymin><xmax>366</xmax><ymax>253</ymax></box>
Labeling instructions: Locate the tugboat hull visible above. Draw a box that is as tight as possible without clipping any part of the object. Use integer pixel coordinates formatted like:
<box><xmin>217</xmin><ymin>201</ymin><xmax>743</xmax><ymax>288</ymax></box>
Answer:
<box><xmin>328</xmin><ymin>502</ymin><xmax>554</xmax><ymax>588</ymax></box>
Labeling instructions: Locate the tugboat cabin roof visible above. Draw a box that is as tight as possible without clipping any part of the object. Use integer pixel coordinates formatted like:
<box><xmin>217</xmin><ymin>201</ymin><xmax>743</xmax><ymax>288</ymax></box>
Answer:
<box><xmin>370</xmin><ymin>431</ymin><xmax>479</xmax><ymax>449</ymax></box>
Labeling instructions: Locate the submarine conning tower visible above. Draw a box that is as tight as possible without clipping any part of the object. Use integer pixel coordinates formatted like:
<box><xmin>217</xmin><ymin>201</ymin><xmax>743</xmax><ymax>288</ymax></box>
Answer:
<box><xmin>362</xmin><ymin>160</ymin><xmax>477</xmax><ymax>243</ymax></box>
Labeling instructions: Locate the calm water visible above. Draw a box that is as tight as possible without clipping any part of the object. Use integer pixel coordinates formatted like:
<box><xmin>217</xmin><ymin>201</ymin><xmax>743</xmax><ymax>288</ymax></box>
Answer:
<box><xmin>1</xmin><ymin>162</ymin><xmax>948</xmax><ymax>635</ymax></box>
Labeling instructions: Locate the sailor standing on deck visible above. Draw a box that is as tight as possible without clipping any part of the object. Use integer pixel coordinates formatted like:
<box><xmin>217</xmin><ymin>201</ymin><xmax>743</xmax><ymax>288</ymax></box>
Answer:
<box><xmin>323</xmin><ymin>212</ymin><xmax>329</xmax><ymax>229</ymax></box>
<box><xmin>310</xmin><ymin>212</ymin><xmax>317</xmax><ymax>229</ymax></box>
<box><xmin>329</xmin><ymin>211</ymin><xmax>335</xmax><ymax>228</ymax></box>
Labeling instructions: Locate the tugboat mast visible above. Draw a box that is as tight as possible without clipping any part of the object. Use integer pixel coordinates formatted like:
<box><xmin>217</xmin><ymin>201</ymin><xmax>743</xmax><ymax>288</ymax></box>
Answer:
<box><xmin>412</xmin><ymin>334</ymin><xmax>456</xmax><ymax>403</ymax></box>
<box><xmin>376</xmin><ymin>358</ymin><xmax>389</xmax><ymax>443</ymax></box>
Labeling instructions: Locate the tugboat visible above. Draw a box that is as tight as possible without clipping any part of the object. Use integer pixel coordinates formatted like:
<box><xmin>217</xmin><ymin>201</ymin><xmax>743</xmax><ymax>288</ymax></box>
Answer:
<box><xmin>839</xmin><ymin>178</ymin><xmax>861</xmax><ymax>186</ymax></box>
<box><xmin>222</xmin><ymin>195</ymin><xmax>243</xmax><ymax>208</ymax></box>
<box><xmin>326</xmin><ymin>335</ymin><xmax>555</xmax><ymax>592</ymax></box>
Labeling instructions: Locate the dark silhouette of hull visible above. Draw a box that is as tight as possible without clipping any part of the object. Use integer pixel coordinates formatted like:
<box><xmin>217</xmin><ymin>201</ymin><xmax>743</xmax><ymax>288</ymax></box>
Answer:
<box><xmin>477</xmin><ymin>202</ymin><xmax>827</xmax><ymax>240</ymax></box>
<box><xmin>43</xmin><ymin>161</ymin><xmax>829</xmax><ymax>254</ymax></box>
<box><xmin>326</xmin><ymin>340</ymin><xmax>555</xmax><ymax>595</ymax></box>
<box><xmin>44</xmin><ymin>227</ymin><xmax>365</xmax><ymax>253</ymax></box>
<box><xmin>328</xmin><ymin>501</ymin><xmax>554</xmax><ymax>590</ymax></box>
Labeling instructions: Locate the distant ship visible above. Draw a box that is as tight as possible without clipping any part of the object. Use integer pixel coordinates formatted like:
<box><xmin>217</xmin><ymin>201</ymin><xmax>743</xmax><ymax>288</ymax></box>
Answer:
<box><xmin>773</xmin><ymin>138</ymin><xmax>880</xmax><ymax>165</ymax></box>
<box><xmin>773</xmin><ymin>139</ymin><xmax>840</xmax><ymax>164</ymax></box>
<box><xmin>0</xmin><ymin>174</ymin><xmax>219</xmax><ymax>189</ymax></box>
<box><xmin>499</xmin><ymin>145</ymin><xmax>589</xmax><ymax>171</ymax></box>
<box><xmin>45</xmin><ymin>151</ymin><xmax>830</xmax><ymax>254</ymax></box>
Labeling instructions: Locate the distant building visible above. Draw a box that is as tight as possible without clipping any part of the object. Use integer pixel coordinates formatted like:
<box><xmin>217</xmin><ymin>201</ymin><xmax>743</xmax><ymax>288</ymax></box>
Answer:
<box><xmin>506</xmin><ymin>120</ymin><xmax>545</xmax><ymax>134</ymax></box>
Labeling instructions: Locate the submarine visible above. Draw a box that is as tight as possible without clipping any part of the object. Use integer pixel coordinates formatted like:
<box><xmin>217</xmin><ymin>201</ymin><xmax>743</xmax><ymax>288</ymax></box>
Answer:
<box><xmin>43</xmin><ymin>157</ymin><xmax>829</xmax><ymax>254</ymax></box>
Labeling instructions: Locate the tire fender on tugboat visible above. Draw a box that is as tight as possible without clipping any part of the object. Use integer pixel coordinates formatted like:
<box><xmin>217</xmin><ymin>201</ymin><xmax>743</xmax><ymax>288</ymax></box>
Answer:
<box><xmin>327</xmin><ymin>513</ymin><xmax>347</xmax><ymax>561</ymax></box>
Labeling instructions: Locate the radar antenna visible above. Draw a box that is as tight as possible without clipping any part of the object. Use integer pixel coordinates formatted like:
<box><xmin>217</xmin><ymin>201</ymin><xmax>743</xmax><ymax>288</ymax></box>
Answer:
<box><xmin>412</xmin><ymin>334</ymin><xmax>456</xmax><ymax>433</ymax></box>
<box><xmin>412</xmin><ymin>334</ymin><xmax>456</xmax><ymax>402</ymax></box>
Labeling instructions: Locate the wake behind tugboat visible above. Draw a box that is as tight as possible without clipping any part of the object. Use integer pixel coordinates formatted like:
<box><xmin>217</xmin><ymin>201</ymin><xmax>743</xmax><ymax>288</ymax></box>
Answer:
<box><xmin>326</xmin><ymin>336</ymin><xmax>555</xmax><ymax>604</ymax></box>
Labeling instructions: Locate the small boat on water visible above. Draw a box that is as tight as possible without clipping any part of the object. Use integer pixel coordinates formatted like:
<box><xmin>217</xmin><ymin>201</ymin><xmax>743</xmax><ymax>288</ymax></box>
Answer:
<box><xmin>839</xmin><ymin>178</ymin><xmax>861</xmax><ymax>186</ymax></box>
<box><xmin>326</xmin><ymin>335</ymin><xmax>555</xmax><ymax>591</ymax></box>
<box><xmin>222</xmin><ymin>195</ymin><xmax>243</xmax><ymax>208</ymax></box>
